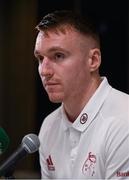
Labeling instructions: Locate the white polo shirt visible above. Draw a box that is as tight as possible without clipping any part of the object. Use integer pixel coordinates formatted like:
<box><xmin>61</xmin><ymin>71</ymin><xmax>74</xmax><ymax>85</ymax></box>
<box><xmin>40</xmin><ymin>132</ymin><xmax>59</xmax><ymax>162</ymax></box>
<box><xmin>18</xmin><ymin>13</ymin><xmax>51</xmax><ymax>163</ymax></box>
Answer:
<box><xmin>39</xmin><ymin>77</ymin><xmax>129</xmax><ymax>179</ymax></box>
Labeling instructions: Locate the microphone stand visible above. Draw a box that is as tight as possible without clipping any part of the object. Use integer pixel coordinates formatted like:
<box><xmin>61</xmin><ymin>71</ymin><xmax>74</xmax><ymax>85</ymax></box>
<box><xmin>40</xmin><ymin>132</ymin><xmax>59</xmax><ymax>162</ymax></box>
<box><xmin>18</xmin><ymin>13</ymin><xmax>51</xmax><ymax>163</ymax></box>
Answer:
<box><xmin>5</xmin><ymin>174</ymin><xmax>15</xmax><ymax>179</ymax></box>
<box><xmin>3</xmin><ymin>167</ymin><xmax>15</xmax><ymax>179</ymax></box>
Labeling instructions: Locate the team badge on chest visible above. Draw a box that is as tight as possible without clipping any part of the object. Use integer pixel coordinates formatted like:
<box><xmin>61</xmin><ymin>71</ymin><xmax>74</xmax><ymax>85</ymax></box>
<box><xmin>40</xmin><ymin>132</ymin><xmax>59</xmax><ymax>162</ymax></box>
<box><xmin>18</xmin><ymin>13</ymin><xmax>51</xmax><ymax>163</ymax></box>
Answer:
<box><xmin>82</xmin><ymin>152</ymin><xmax>96</xmax><ymax>176</ymax></box>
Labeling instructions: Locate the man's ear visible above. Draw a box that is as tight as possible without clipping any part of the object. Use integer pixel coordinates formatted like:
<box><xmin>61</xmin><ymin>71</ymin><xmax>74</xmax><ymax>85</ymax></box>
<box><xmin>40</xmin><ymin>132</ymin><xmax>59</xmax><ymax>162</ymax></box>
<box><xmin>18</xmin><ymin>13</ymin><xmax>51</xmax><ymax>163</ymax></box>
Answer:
<box><xmin>88</xmin><ymin>48</ymin><xmax>101</xmax><ymax>72</ymax></box>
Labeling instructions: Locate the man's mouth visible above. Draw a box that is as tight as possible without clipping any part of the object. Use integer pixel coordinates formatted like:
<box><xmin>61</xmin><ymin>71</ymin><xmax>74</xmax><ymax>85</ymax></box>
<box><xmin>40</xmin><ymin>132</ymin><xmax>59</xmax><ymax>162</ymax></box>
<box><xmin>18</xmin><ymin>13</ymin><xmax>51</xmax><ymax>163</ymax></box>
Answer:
<box><xmin>44</xmin><ymin>82</ymin><xmax>59</xmax><ymax>88</ymax></box>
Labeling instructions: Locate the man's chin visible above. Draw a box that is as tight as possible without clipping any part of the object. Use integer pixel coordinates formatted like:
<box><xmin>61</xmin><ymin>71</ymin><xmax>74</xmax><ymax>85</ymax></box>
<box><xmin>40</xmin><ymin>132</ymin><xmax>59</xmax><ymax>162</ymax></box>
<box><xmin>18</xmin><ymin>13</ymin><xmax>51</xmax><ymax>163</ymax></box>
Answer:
<box><xmin>48</xmin><ymin>95</ymin><xmax>63</xmax><ymax>103</ymax></box>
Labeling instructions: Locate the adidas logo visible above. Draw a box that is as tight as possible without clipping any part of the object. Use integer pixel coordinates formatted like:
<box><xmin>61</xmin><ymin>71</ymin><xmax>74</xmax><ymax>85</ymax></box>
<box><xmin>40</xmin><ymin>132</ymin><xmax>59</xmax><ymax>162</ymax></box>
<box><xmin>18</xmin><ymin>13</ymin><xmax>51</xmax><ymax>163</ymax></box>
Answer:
<box><xmin>46</xmin><ymin>155</ymin><xmax>55</xmax><ymax>171</ymax></box>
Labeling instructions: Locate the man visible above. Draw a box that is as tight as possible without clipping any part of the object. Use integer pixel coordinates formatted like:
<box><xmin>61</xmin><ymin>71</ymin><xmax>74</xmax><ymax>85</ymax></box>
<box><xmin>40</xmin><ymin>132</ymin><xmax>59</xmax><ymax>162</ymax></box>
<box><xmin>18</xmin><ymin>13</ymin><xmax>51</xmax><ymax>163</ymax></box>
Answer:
<box><xmin>34</xmin><ymin>10</ymin><xmax>129</xmax><ymax>179</ymax></box>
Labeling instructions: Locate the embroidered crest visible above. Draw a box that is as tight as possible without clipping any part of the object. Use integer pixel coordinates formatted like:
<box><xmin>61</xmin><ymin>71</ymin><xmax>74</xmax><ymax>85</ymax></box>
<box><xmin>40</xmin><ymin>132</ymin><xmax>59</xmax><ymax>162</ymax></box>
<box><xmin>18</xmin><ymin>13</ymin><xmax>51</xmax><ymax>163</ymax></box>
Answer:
<box><xmin>46</xmin><ymin>155</ymin><xmax>55</xmax><ymax>171</ymax></box>
<box><xmin>80</xmin><ymin>113</ymin><xmax>88</xmax><ymax>124</ymax></box>
<box><xmin>82</xmin><ymin>152</ymin><xmax>96</xmax><ymax>176</ymax></box>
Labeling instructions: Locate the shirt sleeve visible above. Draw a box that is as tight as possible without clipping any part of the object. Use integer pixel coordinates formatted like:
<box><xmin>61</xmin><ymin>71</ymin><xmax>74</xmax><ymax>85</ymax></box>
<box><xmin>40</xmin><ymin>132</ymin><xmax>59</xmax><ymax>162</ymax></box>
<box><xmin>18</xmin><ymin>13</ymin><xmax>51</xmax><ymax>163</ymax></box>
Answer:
<box><xmin>105</xmin><ymin>117</ymin><xmax>129</xmax><ymax>179</ymax></box>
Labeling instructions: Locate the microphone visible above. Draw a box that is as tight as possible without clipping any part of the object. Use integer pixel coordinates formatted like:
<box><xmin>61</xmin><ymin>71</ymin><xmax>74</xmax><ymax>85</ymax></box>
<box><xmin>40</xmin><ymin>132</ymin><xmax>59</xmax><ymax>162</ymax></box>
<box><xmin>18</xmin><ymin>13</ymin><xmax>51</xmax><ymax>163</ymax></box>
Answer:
<box><xmin>0</xmin><ymin>133</ymin><xmax>40</xmax><ymax>177</ymax></box>
<box><xmin>0</xmin><ymin>127</ymin><xmax>10</xmax><ymax>155</ymax></box>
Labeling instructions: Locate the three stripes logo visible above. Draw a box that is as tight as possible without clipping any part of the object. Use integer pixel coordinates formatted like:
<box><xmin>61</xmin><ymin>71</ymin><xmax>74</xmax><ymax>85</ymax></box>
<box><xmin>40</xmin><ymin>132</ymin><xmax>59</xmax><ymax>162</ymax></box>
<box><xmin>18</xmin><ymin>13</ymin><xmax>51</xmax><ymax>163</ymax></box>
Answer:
<box><xmin>46</xmin><ymin>155</ymin><xmax>55</xmax><ymax>171</ymax></box>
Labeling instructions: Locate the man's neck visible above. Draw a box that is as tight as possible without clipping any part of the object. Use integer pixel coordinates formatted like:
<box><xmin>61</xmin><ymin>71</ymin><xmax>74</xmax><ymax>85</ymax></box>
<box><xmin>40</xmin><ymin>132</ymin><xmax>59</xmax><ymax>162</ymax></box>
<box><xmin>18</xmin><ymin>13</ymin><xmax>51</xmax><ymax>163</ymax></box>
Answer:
<box><xmin>63</xmin><ymin>76</ymin><xmax>102</xmax><ymax>123</ymax></box>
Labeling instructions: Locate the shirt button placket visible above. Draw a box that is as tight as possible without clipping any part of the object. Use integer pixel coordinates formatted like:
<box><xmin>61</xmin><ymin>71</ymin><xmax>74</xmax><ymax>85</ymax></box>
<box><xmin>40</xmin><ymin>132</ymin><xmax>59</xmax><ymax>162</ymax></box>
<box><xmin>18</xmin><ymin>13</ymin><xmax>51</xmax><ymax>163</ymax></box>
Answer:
<box><xmin>69</xmin><ymin>128</ymin><xmax>80</xmax><ymax>170</ymax></box>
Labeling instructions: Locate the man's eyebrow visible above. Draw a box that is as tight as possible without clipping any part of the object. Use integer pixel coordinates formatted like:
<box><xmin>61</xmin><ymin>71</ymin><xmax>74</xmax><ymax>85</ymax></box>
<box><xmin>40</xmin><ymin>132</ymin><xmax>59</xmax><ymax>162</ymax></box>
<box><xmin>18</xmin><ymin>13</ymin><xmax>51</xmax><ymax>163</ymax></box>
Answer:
<box><xmin>34</xmin><ymin>47</ymin><xmax>70</xmax><ymax>57</ymax></box>
<box><xmin>47</xmin><ymin>46</ymin><xmax>70</xmax><ymax>54</ymax></box>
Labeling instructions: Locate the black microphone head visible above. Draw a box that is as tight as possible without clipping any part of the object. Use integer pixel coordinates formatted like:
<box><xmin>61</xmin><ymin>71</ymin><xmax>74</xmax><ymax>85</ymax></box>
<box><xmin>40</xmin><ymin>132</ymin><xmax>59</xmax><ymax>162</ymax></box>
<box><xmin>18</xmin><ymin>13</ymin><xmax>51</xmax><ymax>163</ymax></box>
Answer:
<box><xmin>22</xmin><ymin>134</ymin><xmax>40</xmax><ymax>153</ymax></box>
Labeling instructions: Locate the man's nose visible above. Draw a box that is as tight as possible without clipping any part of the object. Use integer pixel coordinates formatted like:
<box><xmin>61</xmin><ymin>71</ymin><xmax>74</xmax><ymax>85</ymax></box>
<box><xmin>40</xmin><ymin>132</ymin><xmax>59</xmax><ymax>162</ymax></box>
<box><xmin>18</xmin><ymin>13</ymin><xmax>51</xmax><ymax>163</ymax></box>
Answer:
<box><xmin>39</xmin><ymin>58</ymin><xmax>53</xmax><ymax>78</ymax></box>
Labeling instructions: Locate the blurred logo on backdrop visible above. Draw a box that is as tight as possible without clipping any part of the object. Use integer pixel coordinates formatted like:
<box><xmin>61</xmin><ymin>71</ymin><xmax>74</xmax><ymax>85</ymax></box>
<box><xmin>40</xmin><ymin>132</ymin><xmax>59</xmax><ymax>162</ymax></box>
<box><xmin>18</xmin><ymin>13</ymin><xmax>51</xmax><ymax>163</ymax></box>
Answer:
<box><xmin>0</xmin><ymin>127</ymin><xmax>10</xmax><ymax>155</ymax></box>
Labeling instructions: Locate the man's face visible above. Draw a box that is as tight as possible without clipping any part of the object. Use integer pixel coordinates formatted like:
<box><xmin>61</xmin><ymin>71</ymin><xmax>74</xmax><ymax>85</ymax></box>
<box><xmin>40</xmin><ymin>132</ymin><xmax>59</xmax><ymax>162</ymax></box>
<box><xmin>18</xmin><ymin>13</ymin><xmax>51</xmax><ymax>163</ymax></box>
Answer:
<box><xmin>34</xmin><ymin>28</ymin><xmax>96</xmax><ymax>103</ymax></box>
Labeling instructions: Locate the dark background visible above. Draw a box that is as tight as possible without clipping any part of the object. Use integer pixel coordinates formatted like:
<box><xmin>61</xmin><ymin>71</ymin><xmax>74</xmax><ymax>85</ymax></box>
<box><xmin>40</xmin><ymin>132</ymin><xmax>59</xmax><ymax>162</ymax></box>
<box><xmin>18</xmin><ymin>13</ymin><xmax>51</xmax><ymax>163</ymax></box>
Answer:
<box><xmin>0</xmin><ymin>0</ymin><xmax>128</xmax><ymax>178</ymax></box>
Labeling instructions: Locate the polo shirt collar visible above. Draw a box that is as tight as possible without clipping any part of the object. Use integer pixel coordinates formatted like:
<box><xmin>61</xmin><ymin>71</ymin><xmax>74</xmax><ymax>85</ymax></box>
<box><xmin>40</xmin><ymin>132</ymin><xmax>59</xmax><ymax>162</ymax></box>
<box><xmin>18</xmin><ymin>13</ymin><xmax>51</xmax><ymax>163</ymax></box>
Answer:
<box><xmin>61</xmin><ymin>77</ymin><xmax>112</xmax><ymax>132</ymax></box>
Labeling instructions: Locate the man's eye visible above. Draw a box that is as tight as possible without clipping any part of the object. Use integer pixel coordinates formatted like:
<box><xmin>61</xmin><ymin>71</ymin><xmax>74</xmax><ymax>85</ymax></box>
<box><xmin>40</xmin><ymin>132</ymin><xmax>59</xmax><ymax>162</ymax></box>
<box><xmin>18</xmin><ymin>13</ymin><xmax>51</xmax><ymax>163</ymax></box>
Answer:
<box><xmin>54</xmin><ymin>53</ymin><xmax>65</xmax><ymax>60</ymax></box>
<box><xmin>37</xmin><ymin>56</ymin><xmax>44</xmax><ymax>64</ymax></box>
